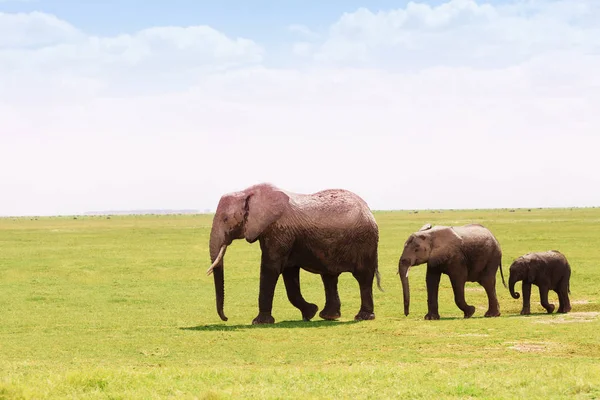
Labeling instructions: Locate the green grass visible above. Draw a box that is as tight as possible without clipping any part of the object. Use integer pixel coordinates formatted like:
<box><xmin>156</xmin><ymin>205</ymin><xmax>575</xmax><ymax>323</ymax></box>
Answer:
<box><xmin>1</xmin><ymin>208</ymin><xmax>599</xmax><ymax>399</ymax></box>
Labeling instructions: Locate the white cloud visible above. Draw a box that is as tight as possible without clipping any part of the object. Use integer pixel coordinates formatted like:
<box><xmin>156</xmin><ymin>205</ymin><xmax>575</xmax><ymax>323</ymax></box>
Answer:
<box><xmin>313</xmin><ymin>0</ymin><xmax>600</xmax><ymax>68</ymax></box>
<box><xmin>288</xmin><ymin>24</ymin><xmax>320</xmax><ymax>40</ymax></box>
<box><xmin>1</xmin><ymin>1</ymin><xmax>599</xmax><ymax>216</ymax></box>
<box><xmin>292</xmin><ymin>42</ymin><xmax>313</xmax><ymax>57</ymax></box>
<box><xmin>0</xmin><ymin>11</ymin><xmax>81</xmax><ymax>47</ymax></box>
<box><xmin>0</xmin><ymin>12</ymin><xmax>264</xmax><ymax>100</ymax></box>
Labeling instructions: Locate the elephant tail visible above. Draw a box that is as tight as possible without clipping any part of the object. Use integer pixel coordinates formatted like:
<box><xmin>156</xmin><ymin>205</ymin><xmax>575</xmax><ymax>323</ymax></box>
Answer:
<box><xmin>375</xmin><ymin>267</ymin><xmax>384</xmax><ymax>292</ymax></box>
<box><xmin>499</xmin><ymin>262</ymin><xmax>507</xmax><ymax>288</ymax></box>
<box><xmin>567</xmin><ymin>262</ymin><xmax>571</xmax><ymax>294</ymax></box>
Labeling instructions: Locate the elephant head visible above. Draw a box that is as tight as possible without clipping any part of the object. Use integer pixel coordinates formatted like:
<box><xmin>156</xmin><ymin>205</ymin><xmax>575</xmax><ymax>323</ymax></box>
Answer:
<box><xmin>206</xmin><ymin>183</ymin><xmax>290</xmax><ymax>321</ymax></box>
<box><xmin>398</xmin><ymin>223</ymin><xmax>434</xmax><ymax>316</ymax></box>
<box><xmin>508</xmin><ymin>254</ymin><xmax>541</xmax><ymax>299</ymax></box>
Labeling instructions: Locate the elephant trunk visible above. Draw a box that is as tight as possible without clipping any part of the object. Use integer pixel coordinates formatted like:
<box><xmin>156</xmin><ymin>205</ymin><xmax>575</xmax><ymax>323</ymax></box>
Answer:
<box><xmin>208</xmin><ymin>227</ymin><xmax>228</xmax><ymax>321</ymax></box>
<box><xmin>509</xmin><ymin>275</ymin><xmax>520</xmax><ymax>299</ymax></box>
<box><xmin>213</xmin><ymin>265</ymin><xmax>227</xmax><ymax>321</ymax></box>
<box><xmin>399</xmin><ymin>261</ymin><xmax>410</xmax><ymax>316</ymax></box>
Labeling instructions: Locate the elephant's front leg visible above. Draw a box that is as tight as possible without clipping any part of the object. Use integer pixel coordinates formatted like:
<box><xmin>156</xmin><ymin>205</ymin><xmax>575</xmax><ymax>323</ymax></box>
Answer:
<box><xmin>520</xmin><ymin>282</ymin><xmax>532</xmax><ymax>315</ymax></box>
<box><xmin>252</xmin><ymin>264</ymin><xmax>281</xmax><ymax>325</ymax></box>
<box><xmin>282</xmin><ymin>267</ymin><xmax>318</xmax><ymax>321</ymax></box>
<box><xmin>425</xmin><ymin>270</ymin><xmax>441</xmax><ymax>320</ymax></box>
<box><xmin>319</xmin><ymin>274</ymin><xmax>341</xmax><ymax>320</ymax></box>
<box><xmin>449</xmin><ymin>274</ymin><xmax>476</xmax><ymax>318</ymax></box>
<box><xmin>538</xmin><ymin>285</ymin><xmax>555</xmax><ymax>314</ymax></box>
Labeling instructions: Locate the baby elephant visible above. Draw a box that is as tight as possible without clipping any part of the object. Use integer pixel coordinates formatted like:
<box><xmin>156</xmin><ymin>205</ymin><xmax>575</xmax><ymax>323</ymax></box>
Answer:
<box><xmin>508</xmin><ymin>250</ymin><xmax>572</xmax><ymax>315</ymax></box>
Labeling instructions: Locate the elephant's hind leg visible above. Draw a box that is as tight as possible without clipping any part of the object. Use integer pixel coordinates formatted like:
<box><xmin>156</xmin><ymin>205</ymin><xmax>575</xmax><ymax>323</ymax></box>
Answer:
<box><xmin>352</xmin><ymin>269</ymin><xmax>375</xmax><ymax>321</ymax></box>
<box><xmin>557</xmin><ymin>280</ymin><xmax>571</xmax><ymax>313</ymax></box>
<box><xmin>282</xmin><ymin>267</ymin><xmax>318</xmax><ymax>321</ymax></box>
<box><xmin>479</xmin><ymin>276</ymin><xmax>501</xmax><ymax>317</ymax></box>
<box><xmin>319</xmin><ymin>274</ymin><xmax>341</xmax><ymax>320</ymax></box>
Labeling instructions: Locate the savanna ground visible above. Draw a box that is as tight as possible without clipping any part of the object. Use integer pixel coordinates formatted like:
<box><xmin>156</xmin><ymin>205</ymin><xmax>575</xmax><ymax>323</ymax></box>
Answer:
<box><xmin>1</xmin><ymin>208</ymin><xmax>600</xmax><ymax>399</ymax></box>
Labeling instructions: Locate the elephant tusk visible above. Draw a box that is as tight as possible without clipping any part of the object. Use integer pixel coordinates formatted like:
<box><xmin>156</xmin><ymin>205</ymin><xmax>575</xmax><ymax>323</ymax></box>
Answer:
<box><xmin>405</xmin><ymin>266</ymin><xmax>411</xmax><ymax>278</ymax></box>
<box><xmin>206</xmin><ymin>245</ymin><xmax>226</xmax><ymax>276</ymax></box>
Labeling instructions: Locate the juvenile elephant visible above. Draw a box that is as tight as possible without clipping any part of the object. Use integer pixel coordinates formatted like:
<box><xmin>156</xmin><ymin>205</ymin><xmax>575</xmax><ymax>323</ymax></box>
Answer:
<box><xmin>398</xmin><ymin>223</ymin><xmax>506</xmax><ymax>320</ymax></box>
<box><xmin>508</xmin><ymin>250</ymin><xmax>572</xmax><ymax>315</ymax></box>
<box><xmin>206</xmin><ymin>183</ymin><xmax>382</xmax><ymax>325</ymax></box>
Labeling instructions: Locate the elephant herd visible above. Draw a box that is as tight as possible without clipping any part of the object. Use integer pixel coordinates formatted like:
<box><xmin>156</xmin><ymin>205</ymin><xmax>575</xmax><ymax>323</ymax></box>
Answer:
<box><xmin>205</xmin><ymin>183</ymin><xmax>572</xmax><ymax>324</ymax></box>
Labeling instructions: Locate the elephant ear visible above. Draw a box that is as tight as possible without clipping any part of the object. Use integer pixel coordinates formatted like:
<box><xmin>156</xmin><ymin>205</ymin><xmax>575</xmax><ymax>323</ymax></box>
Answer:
<box><xmin>244</xmin><ymin>185</ymin><xmax>290</xmax><ymax>243</ymax></box>
<box><xmin>429</xmin><ymin>227</ymin><xmax>462</xmax><ymax>260</ymax></box>
<box><xmin>419</xmin><ymin>223</ymin><xmax>432</xmax><ymax>231</ymax></box>
<box><xmin>527</xmin><ymin>254</ymin><xmax>543</xmax><ymax>283</ymax></box>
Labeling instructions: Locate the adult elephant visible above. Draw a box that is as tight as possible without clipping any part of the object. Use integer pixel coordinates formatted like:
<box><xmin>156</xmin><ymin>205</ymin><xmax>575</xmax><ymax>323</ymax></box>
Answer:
<box><xmin>206</xmin><ymin>183</ymin><xmax>382</xmax><ymax>325</ymax></box>
<box><xmin>398</xmin><ymin>223</ymin><xmax>506</xmax><ymax>320</ymax></box>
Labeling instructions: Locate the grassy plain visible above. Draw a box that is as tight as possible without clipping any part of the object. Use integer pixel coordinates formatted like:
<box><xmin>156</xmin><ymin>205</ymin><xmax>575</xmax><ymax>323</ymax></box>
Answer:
<box><xmin>1</xmin><ymin>208</ymin><xmax>599</xmax><ymax>399</ymax></box>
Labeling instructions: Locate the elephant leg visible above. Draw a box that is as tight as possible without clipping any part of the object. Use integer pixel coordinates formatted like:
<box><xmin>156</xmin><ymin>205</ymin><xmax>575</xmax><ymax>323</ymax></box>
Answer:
<box><xmin>319</xmin><ymin>274</ymin><xmax>341</xmax><ymax>320</ymax></box>
<box><xmin>353</xmin><ymin>269</ymin><xmax>375</xmax><ymax>321</ymax></box>
<box><xmin>520</xmin><ymin>282</ymin><xmax>532</xmax><ymax>315</ymax></box>
<box><xmin>479</xmin><ymin>276</ymin><xmax>501</xmax><ymax>317</ymax></box>
<box><xmin>425</xmin><ymin>270</ymin><xmax>441</xmax><ymax>320</ymax></box>
<box><xmin>252</xmin><ymin>264</ymin><xmax>281</xmax><ymax>325</ymax></box>
<box><xmin>538</xmin><ymin>285</ymin><xmax>555</xmax><ymax>314</ymax></box>
<box><xmin>282</xmin><ymin>267</ymin><xmax>318</xmax><ymax>321</ymax></box>
<box><xmin>557</xmin><ymin>280</ymin><xmax>571</xmax><ymax>313</ymax></box>
<box><xmin>449</xmin><ymin>275</ymin><xmax>476</xmax><ymax>318</ymax></box>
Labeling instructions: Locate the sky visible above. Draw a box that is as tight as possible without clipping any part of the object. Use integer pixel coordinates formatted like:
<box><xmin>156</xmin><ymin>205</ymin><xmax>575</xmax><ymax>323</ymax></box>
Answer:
<box><xmin>1</xmin><ymin>0</ymin><xmax>599</xmax><ymax>216</ymax></box>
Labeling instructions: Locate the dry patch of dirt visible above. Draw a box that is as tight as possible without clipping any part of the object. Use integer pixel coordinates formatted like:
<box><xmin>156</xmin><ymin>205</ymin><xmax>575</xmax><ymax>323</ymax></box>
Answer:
<box><xmin>458</xmin><ymin>333</ymin><xmax>490</xmax><ymax>337</ymax></box>
<box><xmin>534</xmin><ymin>312</ymin><xmax>599</xmax><ymax>324</ymax></box>
<box><xmin>571</xmin><ymin>300</ymin><xmax>593</xmax><ymax>305</ymax></box>
<box><xmin>465</xmin><ymin>287</ymin><xmax>485</xmax><ymax>292</ymax></box>
<box><xmin>507</xmin><ymin>342</ymin><xmax>553</xmax><ymax>353</ymax></box>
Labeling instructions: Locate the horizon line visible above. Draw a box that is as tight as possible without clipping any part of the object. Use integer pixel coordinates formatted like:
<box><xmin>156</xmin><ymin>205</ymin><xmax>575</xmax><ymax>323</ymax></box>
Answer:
<box><xmin>1</xmin><ymin>205</ymin><xmax>598</xmax><ymax>218</ymax></box>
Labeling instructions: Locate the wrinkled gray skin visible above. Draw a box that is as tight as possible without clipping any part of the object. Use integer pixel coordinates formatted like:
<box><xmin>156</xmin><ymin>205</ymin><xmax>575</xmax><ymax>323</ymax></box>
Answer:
<box><xmin>207</xmin><ymin>183</ymin><xmax>382</xmax><ymax>325</ymax></box>
<box><xmin>509</xmin><ymin>250</ymin><xmax>572</xmax><ymax>315</ymax></box>
<box><xmin>398</xmin><ymin>223</ymin><xmax>506</xmax><ymax>320</ymax></box>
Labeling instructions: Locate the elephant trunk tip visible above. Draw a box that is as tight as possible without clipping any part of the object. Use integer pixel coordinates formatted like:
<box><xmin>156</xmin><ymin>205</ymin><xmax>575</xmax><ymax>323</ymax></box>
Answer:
<box><xmin>511</xmin><ymin>292</ymin><xmax>521</xmax><ymax>299</ymax></box>
<box><xmin>218</xmin><ymin>312</ymin><xmax>228</xmax><ymax>322</ymax></box>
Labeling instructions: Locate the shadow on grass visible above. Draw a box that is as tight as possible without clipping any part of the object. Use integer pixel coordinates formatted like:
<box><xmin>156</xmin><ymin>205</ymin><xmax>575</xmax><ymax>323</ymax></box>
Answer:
<box><xmin>435</xmin><ymin>311</ymin><xmax>579</xmax><ymax>320</ymax></box>
<box><xmin>181</xmin><ymin>319</ymin><xmax>361</xmax><ymax>331</ymax></box>
<box><xmin>436</xmin><ymin>312</ymin><xmax>555</xmax><ymax>320</ymax></box>
<box><xmin>407</xmin><ymin>312</ymin><xmax>552</xmax><ymax>321</ymax></box>
<box><xmin>502</xmin><ymin>311</ymin><xmax>574</xmax><ymax>319</ymax></box>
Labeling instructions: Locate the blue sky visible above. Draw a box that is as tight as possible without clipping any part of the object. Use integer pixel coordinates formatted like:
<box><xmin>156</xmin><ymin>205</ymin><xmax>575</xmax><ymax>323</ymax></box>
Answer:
<box><xmin>1</xmin><ymin>0</ymin><xmax>599</xmax><ymax>215</ymax></box>
<box><xmin>1</xmin><ymin>0</ymin><xmax>401</xmax><ymax>41</ymax></box>
<box><xmin>1</xmin><ymin>0</ymin><xmax>512</xmax><ymax>47</ymax></box>
<box><xmin>2</xmin><ymin>1</ymin><xmax>459</xmax><ymax>36</ymax></box>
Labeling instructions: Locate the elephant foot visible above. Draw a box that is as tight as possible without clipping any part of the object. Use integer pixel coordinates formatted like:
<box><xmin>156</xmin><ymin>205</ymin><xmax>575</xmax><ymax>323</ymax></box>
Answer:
<box><xmin>424</xmin><ymin>313</ymin><xmax>440</xmax><ymax>320</ymax></box>
<box><xmin>302</xmin><ymin>303</ymin><xmax>319</xmax><ymax>321</ymax></box>
<box><xmin>544</xmin><ymin>304</ymin><xmax>555</xmax><ymax>314</ymax></box>
<box><xmin>484</xmin><ymin>309</ymin><xmax>501</xmax><ymax>318</ymax></box>
<box><xmin>354</xmin><ymin>310</ymin><xmax>375</xmax><ymax>321</ymax></box>
<box><xmin>557</xmin><ymin>305</ymin><xmax>571</xmax><ymax>314</ymax></box>
<box><xmin>252</xmin><ymin>313</ymin><xmax>275</xmax><ymax>325</ymax></box>
<box><xmin>520</xmin><ymin>309</ymin><xmax>531</xmax><ymax>316</ymax></box>
<box><xmin>319</xmin><ymin>309</ymin><xmax>341</xmax><ymax>321</ymax></box>
<box><xmin>463</xmin><ymin>305</ymin><xmax>476</xmax><ymax>319</ymax></box>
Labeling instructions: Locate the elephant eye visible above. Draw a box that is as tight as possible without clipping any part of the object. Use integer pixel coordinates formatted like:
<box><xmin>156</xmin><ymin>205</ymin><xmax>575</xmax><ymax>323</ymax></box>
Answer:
<box><xmin>223</xmin><ymin>216</ymin><xmax>229</xmax><ymax>223</ymax></box>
